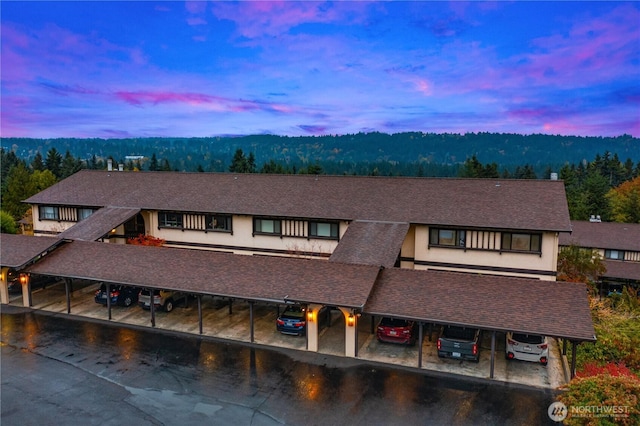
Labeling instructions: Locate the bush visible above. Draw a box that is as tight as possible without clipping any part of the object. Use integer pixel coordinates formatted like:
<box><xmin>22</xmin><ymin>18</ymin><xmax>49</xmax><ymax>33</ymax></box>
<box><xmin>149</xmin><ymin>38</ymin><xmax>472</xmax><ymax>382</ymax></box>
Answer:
<box><xmin>558</xmin><ymin>373</ymin><xmax>640</xmax><ymax>425</ymax></box>
<box><xmin>0</xmin><ymin>210</ymin><xmax>18</xmax><ymax>234</ymax></box>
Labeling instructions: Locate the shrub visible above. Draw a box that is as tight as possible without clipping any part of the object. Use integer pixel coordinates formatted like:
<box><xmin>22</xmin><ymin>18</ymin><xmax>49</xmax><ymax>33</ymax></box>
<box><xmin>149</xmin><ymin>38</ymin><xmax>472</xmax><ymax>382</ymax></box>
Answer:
<box><xmin>558</xmin><ymin>373</ymin><xmax>640</xmax><ymax>426</ymax></box>
<box><xmin>0</xmin><ymin>210</ymin><xmax>18</xmax><ymax>234</ymax></box>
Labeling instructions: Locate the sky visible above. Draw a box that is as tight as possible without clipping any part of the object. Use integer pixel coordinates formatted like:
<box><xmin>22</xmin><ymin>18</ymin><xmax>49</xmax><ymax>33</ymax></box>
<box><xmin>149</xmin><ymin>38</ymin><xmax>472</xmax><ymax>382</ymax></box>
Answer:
<box><xmin>1</xmin><ymin>1</ymin><xmax>639</xmax><ymax>139</ymax></box>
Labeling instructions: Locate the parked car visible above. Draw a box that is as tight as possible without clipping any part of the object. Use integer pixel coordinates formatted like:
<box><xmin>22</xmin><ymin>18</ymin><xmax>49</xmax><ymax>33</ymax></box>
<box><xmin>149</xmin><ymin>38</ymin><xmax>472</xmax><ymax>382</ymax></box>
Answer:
<box><xmin>94</xmin><ymin>283</ymin><xmax>140</xmax><ymax>307</ymax></box>
<box><xmin>437</xmin><ymin>325</ymin><xmax>481</xmax><ymax>362</ymax></box>
<box><xmin>276</xmin><ymin>305</ymin><xmax>330</xmax><ymax>336</ymax></box>
<box><xmin>376</xmin><ymin>317</ymin><xmax>418</xmax><ymax>345</ymax></box>
<box><xmin>7</xmin><ymin>272</ymin><xmax>59</xmax><ymax>293</ymax></box>
<box><xmin>505</xmin><ymin>332</ymin><xmax>548</xmax><ymax>366</ymax></box>
<box><xmin>138</xmin><ymin>289</ymin><xmax>186</xmax><ymax>312</ymax></box>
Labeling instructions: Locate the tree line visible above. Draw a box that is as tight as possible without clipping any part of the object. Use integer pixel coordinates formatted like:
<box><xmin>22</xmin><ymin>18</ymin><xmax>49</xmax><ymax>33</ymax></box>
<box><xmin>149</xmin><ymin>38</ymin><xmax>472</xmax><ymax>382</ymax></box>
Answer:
<box><xmin>2</xmin><ymin>146</ymin><xmax>639</xmax><ymax>234</ymax></box>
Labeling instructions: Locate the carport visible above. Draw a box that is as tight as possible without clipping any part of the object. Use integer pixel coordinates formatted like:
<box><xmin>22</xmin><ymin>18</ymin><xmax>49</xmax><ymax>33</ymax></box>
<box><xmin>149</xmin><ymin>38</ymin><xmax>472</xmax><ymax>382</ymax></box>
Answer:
<box><xmin>17</xmin><ymin>238</ymin><xmax>381</xmax><ymax>357</ymax></box>
<box><xmin>2</xmin><ymin>234</ymin><xmax>596</xmax><ymax>378</ymax></box>
<box><xmin>365</xmin><ymin>268</ymin><xmax>597</xmax><ymax>378</ymax></box>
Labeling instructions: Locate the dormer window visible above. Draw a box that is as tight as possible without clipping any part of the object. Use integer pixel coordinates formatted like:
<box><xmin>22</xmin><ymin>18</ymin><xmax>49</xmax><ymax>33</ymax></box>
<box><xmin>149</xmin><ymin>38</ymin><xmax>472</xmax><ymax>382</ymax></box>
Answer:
<box><xmin>309</xmin><ymin>221</ymin><xmax>339</xmax><ymax>239</ymax></box>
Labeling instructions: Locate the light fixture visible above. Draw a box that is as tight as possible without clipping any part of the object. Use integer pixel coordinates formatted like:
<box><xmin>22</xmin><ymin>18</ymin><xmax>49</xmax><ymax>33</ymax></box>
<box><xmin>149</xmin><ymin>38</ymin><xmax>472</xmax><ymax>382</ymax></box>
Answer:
<box><xmin>347</xmin><ymin>313</ymin><xmax>355</xmax><ymax>327</ymax></box>
<box><xmin>19</xmin><ymin>273</ymin><xmax>28</xmax><ymax>285</ymax></box>
<box><xmin>307</xmin><ymin>309</ymin><xmax>314</xmax><ymax>322</ymax></box>
<box><xmin>111</xmin><ymin>228</ymin><xmax>117</xmax><ymax>233</ymax></box>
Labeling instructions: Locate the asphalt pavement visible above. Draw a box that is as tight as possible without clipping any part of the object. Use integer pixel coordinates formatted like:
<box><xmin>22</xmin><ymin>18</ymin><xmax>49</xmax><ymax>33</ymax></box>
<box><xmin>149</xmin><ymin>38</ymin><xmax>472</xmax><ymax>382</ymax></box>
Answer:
<box><xmin>1</xmin><ymin>306</ymin><xmax>560</xmax><ymax>426</ymax></box>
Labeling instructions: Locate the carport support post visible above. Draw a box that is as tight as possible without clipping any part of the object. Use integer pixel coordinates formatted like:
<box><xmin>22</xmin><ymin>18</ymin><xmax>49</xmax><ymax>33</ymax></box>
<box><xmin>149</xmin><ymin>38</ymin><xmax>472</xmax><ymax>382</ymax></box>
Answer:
<box><xmin>228</xmin><ymin>299</ymin><xmax>233</xmax><ymax>315</ymax></box>
<box><xmin>197</xmin><ymin>295</ymin><xmax>203</xmax><ymax>335</ymax></box>
<box><xmin>0</xmin><ymin>267</ymin><xmax>9</xmax><ymax>305</ymax></box>
<box><xmin>490</xmin><ymin>331</ymin><xmax>496</xmax><ymax>379</ymax></box>
<box><xmin>150</xmin><ymin>290</ymin><xmax>156</xmax><ymax>327</ymax></box>
<box><xmin>562</xmin><ymin>339</ymin><xmax>567</xmax><ymax>356</ymax></box>
<box><xmin>249</xmin><ymin>301</ymin><xmax>255</xmax><ymax>343</ymax></box>
<box><xmin>106</xmin><ymin>283</ymin><xmax>112</xmax><ymax>320</ymax></box>
<box><xmin>64</xmin><ymin>278</ymin><xmax>71</xmax><ymax>313</ymax></box>
<box><xmin>307</xmin><ymin>304</ymin><xmax>320</xmax><ymax>352</ymax></box>
<box><xmin>418</xmin><ymin>323</ymin><xmax>423</xmax><ymax>368</ymax></box>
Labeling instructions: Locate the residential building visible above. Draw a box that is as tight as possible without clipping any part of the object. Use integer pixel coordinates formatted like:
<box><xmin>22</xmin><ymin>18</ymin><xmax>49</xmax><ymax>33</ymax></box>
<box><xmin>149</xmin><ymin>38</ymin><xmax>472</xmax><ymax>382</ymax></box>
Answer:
<box><xmin>25</xmin><ymin>170</ymin><xmax>571</xmax><ymax>281</ymax></box>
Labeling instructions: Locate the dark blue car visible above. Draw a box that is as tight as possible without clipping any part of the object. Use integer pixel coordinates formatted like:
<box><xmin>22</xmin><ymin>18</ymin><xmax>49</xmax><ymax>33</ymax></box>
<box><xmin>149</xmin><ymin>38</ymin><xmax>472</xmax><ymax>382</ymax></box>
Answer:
<box><xmin>276</xmin><ymin>305</ymin><xmax>330</xmax><ymax>336</ymax></box>
<box><xmin>94</xmin><ymin>284</ymin><xmax>139</xmax><ymax>307</ymax></box>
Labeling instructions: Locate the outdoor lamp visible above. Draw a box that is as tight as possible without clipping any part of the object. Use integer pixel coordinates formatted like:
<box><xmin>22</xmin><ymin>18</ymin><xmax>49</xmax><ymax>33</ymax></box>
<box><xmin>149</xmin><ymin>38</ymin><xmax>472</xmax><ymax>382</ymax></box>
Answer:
<box><xmin>307</xmin><ymin>309</ymin><xmax>314</xmax><ymax>322</ymax></box>
<box><xmin>19</xmin><ymin>273</ymin><xmax>28</xmax><ymax>285</ymax></box>
<box><xmin>347</xmin><ymin>313</ymin><xmax>355</xmax><ymax>327</ymax></box>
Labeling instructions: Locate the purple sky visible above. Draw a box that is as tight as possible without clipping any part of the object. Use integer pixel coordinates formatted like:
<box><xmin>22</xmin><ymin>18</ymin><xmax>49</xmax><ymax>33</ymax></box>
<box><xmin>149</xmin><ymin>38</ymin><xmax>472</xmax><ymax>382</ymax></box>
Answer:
<box><xmin>2</xmin><ymin>1</ymin><xmax>639</xmax><ymax>138</ymax></box>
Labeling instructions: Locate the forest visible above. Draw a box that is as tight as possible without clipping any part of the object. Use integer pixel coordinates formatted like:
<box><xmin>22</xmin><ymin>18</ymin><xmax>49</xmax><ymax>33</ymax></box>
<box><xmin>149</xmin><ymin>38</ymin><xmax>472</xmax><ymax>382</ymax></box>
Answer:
<box><xmin>1</xmin><ymin>132</ymin><xmax>639</xmax><ymax>233</ymax></box>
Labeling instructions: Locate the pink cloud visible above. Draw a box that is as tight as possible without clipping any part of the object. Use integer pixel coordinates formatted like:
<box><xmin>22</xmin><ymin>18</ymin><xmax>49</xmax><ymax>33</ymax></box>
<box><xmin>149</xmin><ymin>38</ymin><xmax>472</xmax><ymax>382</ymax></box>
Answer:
<box><xmin>187</xmin><ymin>17</ymin><xmax>207</xmax><ymax>26</ymax></box>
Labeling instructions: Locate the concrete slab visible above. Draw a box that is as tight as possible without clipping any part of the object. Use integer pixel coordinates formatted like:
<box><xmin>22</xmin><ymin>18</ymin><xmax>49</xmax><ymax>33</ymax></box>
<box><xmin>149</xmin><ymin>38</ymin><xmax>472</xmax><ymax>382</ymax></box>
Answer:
<box><xmin>14</xmin><ymin>281</ymin><xmax>567</xmax><ymax>390</ymax></box>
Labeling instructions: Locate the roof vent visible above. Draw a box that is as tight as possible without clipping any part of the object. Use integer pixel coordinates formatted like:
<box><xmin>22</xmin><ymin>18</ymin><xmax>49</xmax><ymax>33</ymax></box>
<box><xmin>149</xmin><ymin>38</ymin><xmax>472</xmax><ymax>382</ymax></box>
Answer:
<box><xmin>550</xmin><ymin>172</ymin><xmax>558</xmax><ymax>180</ymax></box>
<box><xmin>107</xmin><ymin>159</ymin><xmax>113</xmax><ymax>171</ymax></box>
<box><xmin>589</xmin><ymin>215</ymin><xmax>601</xmax><ymax>223</ymax></box>
<box><xmin>118</xmin><ymin>164</ymin><xmax>124</xmax><ymax>172</ymax></box>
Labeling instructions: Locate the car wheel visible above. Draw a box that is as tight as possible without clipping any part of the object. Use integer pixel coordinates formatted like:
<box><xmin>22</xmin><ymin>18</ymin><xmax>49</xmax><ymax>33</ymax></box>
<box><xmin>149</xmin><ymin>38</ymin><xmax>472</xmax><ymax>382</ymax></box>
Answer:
<box><xmin>165</xmin><ymin>299</ymin><xmax>174</xmax><ymax>312</ymax></box>
<box><xmin>123</xmin><ymin>296</ymin><xmax>133</xmax><ymax>307</ymax></box>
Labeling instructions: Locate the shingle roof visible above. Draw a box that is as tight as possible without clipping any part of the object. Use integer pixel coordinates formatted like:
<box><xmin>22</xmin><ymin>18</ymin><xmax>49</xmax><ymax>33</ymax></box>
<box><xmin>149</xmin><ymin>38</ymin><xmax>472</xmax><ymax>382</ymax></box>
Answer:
<box><xmin>603</xmin><ymin>260</ymin><xmax>640</xmax><ymax>281</ymax></box>
<box><xmin>24</xmin><ymin>170</ymin><xmax>572</xmax><ymax>232</ymax></box>
<box><xmin>365</xmin><ymin>268</ymin><xmax>596</xmax><ymax>342</ymax></box>
<box><xmin>24</xmin><ymin>240</ymin><xmax>381</xmax><ymax>308</ymax></box>
<box><xmin>329</xmin><ymin>221</ymin><xmax>409</xmax><ymax>268</ymax></box>
<box><xmin>57</xmin><ymin>207</ymin><xmax>141</xmax><ymax>241</ymax></box>
<box><xmin>559</xmin><ymin>221</ymin><xmax>640</xmax><ymax>251</ymax></box>
<box><xmin>0</xmin><ymin>234</ymin><xmax>63</xmax><ymax>269</ymax></box>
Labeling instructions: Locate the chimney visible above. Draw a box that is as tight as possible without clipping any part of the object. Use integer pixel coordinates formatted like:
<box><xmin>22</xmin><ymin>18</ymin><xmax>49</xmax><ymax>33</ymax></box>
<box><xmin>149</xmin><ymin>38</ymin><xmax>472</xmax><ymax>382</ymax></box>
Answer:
<box><xmin>550</xmin><ymin>172</ymin><xmax>558</xmax><ymax>180</ymax></box>
<box><xmin>118</xmin><ymin>164</ymin><xmax>124</xmax><ymax>172</ymax></box>
<box><xmin>107</xmin><ymin>159</ymin><xmax>113</xmax><ymax>171</ymax></box>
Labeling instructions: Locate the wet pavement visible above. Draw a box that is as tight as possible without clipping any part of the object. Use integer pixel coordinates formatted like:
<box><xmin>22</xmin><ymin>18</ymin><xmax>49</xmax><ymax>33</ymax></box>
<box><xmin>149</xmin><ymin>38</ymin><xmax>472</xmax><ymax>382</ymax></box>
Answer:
<box><xmin>1</xmin><ymin>307</ymin><xmax>560</xmax><ymax>426</ymax></box>
<box><xmin>5</xmin><ymin>280</ymin><xmax>568</xmax><ymax>391</ymax></box>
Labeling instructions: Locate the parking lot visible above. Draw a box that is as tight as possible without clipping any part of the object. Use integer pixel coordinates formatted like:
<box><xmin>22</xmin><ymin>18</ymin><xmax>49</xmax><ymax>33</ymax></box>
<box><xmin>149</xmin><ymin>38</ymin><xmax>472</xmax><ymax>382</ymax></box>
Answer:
<box><xmin>7</xmin><ymin>280</ymin><xmax>569</xmax><ymax>390</ymax></box>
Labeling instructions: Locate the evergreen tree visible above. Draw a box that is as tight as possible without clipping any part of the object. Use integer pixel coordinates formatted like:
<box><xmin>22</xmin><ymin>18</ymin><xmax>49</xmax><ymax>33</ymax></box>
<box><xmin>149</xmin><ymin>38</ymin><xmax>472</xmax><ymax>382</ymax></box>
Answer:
<box><xmin>45</xmin><ymin>148</ymin><xmax>63</xmax><ymax>178</ymax></box>
<box><xmin>149</xmin><ymin>153</ymin><xmax>159</xmax><ymax>171</ymax></box>
<box><xmin>60</xmin><ymin>150</ymin><xmax>83</xmax><ymax>178</ymax></box>
<box><xmin>229</xmin><ymin>148</ymin><xmax>250</xmax><ymax>173</ymax></box>
<box><xmin>31</xmin><ymin>152</ymin><xmax>45</xmax><ymax>171</ymax></box>
<box><xmin>3</xmin><ymin>164</ymin><xmax>35</xmax><ymax>220</ymax></box>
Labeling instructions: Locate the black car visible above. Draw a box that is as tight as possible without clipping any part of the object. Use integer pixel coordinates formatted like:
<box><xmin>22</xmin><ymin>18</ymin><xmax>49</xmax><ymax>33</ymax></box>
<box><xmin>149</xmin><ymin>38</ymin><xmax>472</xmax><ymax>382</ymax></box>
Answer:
<box><xmin>7</xmin><ymin>272</ymin><xmax>59</xmax><ymax>293</ymax></box>
<box><xmin>94</xmin><ymin>284</ymin><xmax>140</xmax><ymax>307</ymax></box>
<box><xmin>276</xmin><ymin>305</ymin><xmax>331</xmax><ymax>336</ymax></box>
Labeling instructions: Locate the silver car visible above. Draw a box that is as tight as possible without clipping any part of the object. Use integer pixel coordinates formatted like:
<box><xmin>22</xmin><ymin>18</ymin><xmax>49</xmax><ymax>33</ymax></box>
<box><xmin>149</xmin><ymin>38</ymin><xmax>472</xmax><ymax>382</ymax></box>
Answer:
<box><xmin>505</xmin><ymin>332</ymin><xmax>548</xmax><ymax>366</ymax></box>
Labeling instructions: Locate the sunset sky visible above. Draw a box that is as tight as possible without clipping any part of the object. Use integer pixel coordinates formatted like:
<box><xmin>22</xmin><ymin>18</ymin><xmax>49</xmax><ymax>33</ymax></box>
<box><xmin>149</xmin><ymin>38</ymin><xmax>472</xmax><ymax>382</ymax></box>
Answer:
<box><xmin>2</xmin><ymin>1</ymin><xmax>639</xmax><ymax>138</ymax></box>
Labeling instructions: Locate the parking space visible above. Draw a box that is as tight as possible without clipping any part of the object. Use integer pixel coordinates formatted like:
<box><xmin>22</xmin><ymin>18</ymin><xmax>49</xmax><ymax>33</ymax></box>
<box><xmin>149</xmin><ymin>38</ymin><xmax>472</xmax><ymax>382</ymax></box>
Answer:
<box><xmin>11</xmin><ymin>282</ymin><xmax>567</xmax><ymax>390</ymax></box>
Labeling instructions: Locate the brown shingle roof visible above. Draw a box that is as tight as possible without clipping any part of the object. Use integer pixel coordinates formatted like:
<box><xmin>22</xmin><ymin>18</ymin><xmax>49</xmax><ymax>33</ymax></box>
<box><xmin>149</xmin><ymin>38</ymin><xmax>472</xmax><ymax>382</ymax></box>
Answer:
<box><xmin>25</xmin><ymin>170</ymin><xmax>572</xmax><ymax>232</ymax></box>
<box><xmin>57</xmin><ymin>207</ymin><xmax>141</xmax><ymax>241</ymax></box>
<box><xmin>559</xmin><ymin>221</ymin><xmax>640</xmax><ymax>251</ymax></box>
<box><xmin>329</xmin><ymin>221</ymin><xmax>409</xmax><ymax>268</ymax></box>
<box><xmin>0</xmin><ymin>234</ymin><xmax>63</xmax><ymax>269</ymax></box>
<box><xmin>24</xmin><ymin>240</ymin><xmax>381</xmax><ymax>308</ymax></box>
<box><xmin>365</xmin><ymin>268</ymin><xmax>596</xmax><ymax>341</ymax></box>
<box><xmin>602</xmin><ymin>260</ymin><xmax>640</xmax><ymax>281</ymax></box>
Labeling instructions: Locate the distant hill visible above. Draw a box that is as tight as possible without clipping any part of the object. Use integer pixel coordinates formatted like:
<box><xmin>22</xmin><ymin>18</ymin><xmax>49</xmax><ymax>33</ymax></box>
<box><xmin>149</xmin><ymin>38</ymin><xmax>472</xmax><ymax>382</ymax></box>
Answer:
<box><xmin>2</xmin><ymin>132</ymin><xmax>638</xmax><ymax>174</ymax></box>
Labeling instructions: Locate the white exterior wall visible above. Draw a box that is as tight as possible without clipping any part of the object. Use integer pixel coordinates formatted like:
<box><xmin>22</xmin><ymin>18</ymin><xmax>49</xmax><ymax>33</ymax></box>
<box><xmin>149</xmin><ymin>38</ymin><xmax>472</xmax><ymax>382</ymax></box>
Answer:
<box><xmin>410</xmin><ymin>226</ymin><xmax>558</xmax><ymax>281</ymax></box>
<box><xmin>152</xmin><ymin>213</ymin><xmax>343</xmax><ymax>258</ymax></box>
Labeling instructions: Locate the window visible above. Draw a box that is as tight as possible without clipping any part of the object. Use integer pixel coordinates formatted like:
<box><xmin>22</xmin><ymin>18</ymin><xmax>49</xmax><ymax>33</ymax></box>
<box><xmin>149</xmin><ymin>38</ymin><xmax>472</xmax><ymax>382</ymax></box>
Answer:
<box><xmin>39</xmin><ymin>206</ymin><xmax>59</xmax><ymax>220</ymax></box>
<box><xmin>77</xmin><ymin>208</ymin><xmax>94</xmax><ymax>221</ymax></box>
<box><xmin>429</xmin><ymin>228</ymin><xmax>466</xmax><ymax>247</ymax></box>
<box><xmin>254</xmin><ymin>218</ymin><xmax>281</xmax><ymax>235</ymax></box>
<box><xmin>501</xmin><ymin>232</ymin><xmax>541</xmax><ymax>253</ymax></box>
<box><xmin>605</xmin><ymin>250</ymin><xmax>625</xmax><ymax>260</ymax></box>
<box><xmin>309</xmin><ymin>221</ymin><xmax>339</xmax><ymax>239</ymax></box>
<box><xmin>205</xmin><ymin>214</ymin><xmax>232</xmax><ymax>232</ymax></box>
<box><xmin>159</xmin><ymin>212</ymin><xmax>183</xmax><ymax>228</ymax></box>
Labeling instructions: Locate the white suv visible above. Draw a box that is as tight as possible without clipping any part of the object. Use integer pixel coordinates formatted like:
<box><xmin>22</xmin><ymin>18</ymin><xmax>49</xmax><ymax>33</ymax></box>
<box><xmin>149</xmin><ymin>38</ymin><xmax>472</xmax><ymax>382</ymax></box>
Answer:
<box><xmin>138</xmin><ymin>289</ymin><xmax>185</xmax><ymax>312</ymax></box>
<box><xmin>505</xmin><ymin>332</ymin><xmax>549</xmax><ymax>366</ymax></box>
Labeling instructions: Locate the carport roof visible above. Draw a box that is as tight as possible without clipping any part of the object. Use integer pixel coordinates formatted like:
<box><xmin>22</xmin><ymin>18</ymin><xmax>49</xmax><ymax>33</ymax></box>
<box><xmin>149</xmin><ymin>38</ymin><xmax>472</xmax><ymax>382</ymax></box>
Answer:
<box><xmin>56</xmin><ymin>206</ymin><xmax>141</xmax><ymax>241</ymax></box>
<box><xmin>602</xmin><ymin>260</ymin><xmax>640</xmax><ymax>282</ymax></box>
<box><xmin>365</xmin><ymin>268</ymin><xmax>596</xmax><ymax>342</ymax></box>
<box><xmin>0</xmin><ymin>234</ymin><xmax>63</xmax><ymax>269</ymax></box>
<box><xmin>329</xmin><ymin>221</ymin><xmax>409</xmax><ymax>268</ymax></box>
<box><xmin>24</xmin><ymin>240</ymin><xmax>381</xmax><ymax>308</ymax></box>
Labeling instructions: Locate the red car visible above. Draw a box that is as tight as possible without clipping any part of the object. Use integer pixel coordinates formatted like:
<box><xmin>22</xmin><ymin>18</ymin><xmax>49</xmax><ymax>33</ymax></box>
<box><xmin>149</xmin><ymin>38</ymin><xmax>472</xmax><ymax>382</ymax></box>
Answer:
<box><xmin>376</xmin><ymin>317</ymin><xmax>418</xmax><ymax>345</ymax></box>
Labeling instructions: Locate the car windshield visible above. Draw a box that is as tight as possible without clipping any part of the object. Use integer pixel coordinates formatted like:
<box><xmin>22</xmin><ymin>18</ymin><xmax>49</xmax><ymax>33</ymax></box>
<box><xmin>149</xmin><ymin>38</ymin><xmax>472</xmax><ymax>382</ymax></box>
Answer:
<box><xmin>443</xmin><ymin>326</ymin><xmax>477</xmax><ymax>340</ymax></box>
<box><xmin>512</xmin><ymin>334</ymin><xmax>544</xmax><ymax>344</ymax></box>
<box><xmin>140</xmin><ymin>289</ymin><xmax>160</xmax><ymax>296</ymax></box>
<box><xmin>380</xmin><ymin>318</ymin><xmax>410</xmax><ymax>327</ymax></box>
<box><xmin>281</xmin><ymin>307</ymin><xmax>305</xmax><ymax>319</ymax></box>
